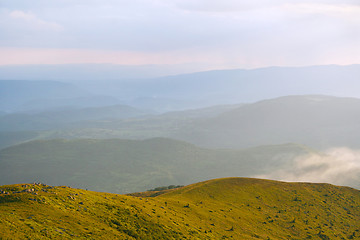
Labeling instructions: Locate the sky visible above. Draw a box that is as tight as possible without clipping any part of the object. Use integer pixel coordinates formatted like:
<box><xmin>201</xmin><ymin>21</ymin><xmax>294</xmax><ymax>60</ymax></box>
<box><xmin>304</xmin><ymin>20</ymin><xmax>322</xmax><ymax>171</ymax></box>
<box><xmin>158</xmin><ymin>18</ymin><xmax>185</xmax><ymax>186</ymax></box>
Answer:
<box><xmin>0</xmin><ymin>0</ymin><xmax>359</xmax><ymax>71</ymax></box>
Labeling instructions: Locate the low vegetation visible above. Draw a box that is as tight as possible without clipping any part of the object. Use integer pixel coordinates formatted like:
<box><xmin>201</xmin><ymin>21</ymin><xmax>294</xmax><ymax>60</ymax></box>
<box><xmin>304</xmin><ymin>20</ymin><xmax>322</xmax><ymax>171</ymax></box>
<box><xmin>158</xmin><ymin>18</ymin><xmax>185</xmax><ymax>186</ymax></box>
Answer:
<box><xmin>1</xmin><ymin>178</ymin><xmax>360</xmax><ymax>239</ymax></box>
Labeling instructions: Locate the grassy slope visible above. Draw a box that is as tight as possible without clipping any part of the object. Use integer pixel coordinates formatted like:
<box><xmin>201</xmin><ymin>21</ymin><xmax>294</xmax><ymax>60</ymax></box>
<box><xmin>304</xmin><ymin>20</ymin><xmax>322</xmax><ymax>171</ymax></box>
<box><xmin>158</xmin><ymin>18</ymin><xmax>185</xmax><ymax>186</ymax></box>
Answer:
<box><xmin>159</xmin><ymin>178</ymin><xmax>360</xmax><ymax>239</ymax></box>
<box><xmin>0</xmin><ymin>183</ymin><xmax>187</xmax><ymax>239</ymax></box>
<box><xmin>0</xmin><ymin>138</ymin><xmax>314</xmax><ymax>193</ymax></box>
<box><xmin>1</xmin><ymin>178</ymin><xmax>360</xmax><ymax>239</ymax></box>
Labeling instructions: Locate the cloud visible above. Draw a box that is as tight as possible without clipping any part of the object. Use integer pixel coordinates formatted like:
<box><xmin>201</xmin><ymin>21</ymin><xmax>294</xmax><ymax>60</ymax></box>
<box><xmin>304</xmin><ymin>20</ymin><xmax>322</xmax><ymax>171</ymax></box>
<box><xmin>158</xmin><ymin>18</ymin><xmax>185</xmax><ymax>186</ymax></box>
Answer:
<box><xmin>0</xmin><ymin>0</ymin><xmax>359</xmax><ymax>68</ymax></box>
<box><xmin>168</xmin><ymin>0</ymin><xmax>360</xmax><ymax>13</ymax></box>
<box><xmin>282</xmin><ymin>3</ymin><xmax>360</xmax><ymax>23</ymax></box>
<box><xmin>8</xmin><ymin>10</ymin><xmax>64</xmax><ymax>31</ymax></box>
<box><xmin>256</xmin><ymin>148</ymin><xmax>360</xmax><ymax>188</ymax></box>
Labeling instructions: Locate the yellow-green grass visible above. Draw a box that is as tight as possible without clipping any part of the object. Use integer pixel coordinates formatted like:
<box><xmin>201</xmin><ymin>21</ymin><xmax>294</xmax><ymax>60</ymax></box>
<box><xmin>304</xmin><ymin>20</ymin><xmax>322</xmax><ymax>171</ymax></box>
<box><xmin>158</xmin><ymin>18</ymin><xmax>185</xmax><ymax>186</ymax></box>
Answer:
<box><xmin>1</xmin><ymin>178</ymin><xmax>360</xmax><ymax>239</ymax></box>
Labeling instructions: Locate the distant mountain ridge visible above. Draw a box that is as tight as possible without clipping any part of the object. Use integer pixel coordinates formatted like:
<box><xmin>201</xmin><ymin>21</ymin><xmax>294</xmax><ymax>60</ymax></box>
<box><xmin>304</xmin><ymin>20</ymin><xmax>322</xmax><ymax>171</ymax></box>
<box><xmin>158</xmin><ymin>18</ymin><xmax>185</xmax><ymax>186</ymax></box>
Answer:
<box><xmin>0</xmin><ymin>80</ymin><xmax>91</xmax><ymax>112</ymax></box>
<box><xmin>73</xmin><ymin>64</ymin><xmax>360</xmax><ymax>110</ymax></box>
<box><xmin>171</xmin><ymin>95</ymin><xmax>360</xmax><ymax>149</ymax></box>
<box><xmin>0</xmin><ymin>104</ymin><xmax>151</xmax><ymax>131</ymax></box>
<box><xmin>2</xmin><ymin>64</ymin><xmax>360</xmax><ymax>112</ymax></box>
<box><xmin>2</xmin><ymin>95</ymin><xmax>360</xmax><ymax>151</ymax></box>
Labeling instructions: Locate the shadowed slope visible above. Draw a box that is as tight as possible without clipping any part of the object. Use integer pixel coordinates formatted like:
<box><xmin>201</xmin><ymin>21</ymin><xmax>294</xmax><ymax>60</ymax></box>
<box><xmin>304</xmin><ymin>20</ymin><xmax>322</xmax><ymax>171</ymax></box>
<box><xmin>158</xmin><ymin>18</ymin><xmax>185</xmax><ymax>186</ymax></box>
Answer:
<box><xmin>0</xmin><ymin>138</ymin><xmax>314</xmax><ymax>193</ymax></box>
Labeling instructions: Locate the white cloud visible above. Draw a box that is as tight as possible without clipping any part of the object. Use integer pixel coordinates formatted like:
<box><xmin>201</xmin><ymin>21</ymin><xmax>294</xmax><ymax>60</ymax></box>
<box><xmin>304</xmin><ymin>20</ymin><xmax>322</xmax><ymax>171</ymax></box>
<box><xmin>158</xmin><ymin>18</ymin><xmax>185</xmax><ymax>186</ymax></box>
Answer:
<box><xmin>256</xmin><ymin>148</ymin><xmax>360</xmax><ymax>188</ymax></box>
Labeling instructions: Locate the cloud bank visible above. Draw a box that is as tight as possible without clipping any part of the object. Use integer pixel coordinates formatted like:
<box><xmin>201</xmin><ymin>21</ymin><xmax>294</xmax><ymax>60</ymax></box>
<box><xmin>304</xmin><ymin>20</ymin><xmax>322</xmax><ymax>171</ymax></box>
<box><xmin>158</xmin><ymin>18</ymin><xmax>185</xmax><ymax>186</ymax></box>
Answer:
<box><xmin>257</xmin><ymin>147</ymin><xmax>360</xmax><ymax>188</ymax></box>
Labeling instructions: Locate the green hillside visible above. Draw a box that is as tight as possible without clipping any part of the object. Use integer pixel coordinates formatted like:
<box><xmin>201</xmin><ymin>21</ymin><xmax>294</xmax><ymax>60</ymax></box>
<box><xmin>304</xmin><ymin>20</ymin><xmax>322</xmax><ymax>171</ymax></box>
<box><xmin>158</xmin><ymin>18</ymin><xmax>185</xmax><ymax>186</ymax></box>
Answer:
<box><xmin>0</xmin><ymin>138</ymin><xmax>313</xmax><ymax>193</ymax></box>
<box><xmin>1</xmin><ymin>178</ymin><xmax>360</xmax><ymax>239</ymax></box>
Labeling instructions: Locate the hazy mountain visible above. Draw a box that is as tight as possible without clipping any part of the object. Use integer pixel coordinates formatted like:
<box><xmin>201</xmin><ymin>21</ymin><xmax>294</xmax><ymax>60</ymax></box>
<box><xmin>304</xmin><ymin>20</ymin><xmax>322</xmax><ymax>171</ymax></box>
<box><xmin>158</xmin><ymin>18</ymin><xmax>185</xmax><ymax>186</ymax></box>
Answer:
<box><xmin>5</xmin><ymin>94</ymin><xmax>359</xmax><ymax>151</ymax></box>
<box><xmin>0</xmin><ymin>138</ymin><xmax>314</xmax><ymax>193</ymax></box>
<box><xmin>0</xmin><ymin>131</ymin><xmax>39</xmax><ymax>150</ymax></box>
<box><xmin>172</xmin><ymin>95</ymin><xmax>360</xmax><ymax>149</ymax></box>
<box><xmin>0</xmin><ymin>103</ymin><xmax>241</xmax><ymax>139</ymax></box>
<box><xmin>160</xmin><ymin>104</ymin><xmax>243</xmax><ymax>119</ymax></box>
<box><xmin>0</xmin><ymin>104</ymin><xmax>151</xmax><ymax>131</ymax></box>
<box><xmin>1</xmin><ymin>178</ymin><xmax>360</xmax><ymax>239</ymax></box>
<box><xmin>0</xmin><ymin>103</ymin><xmax>242</xmax><ymax>149</ymax></box>
<box><xmin>18</xmin><ymin>95</ymin><xmax>122</xmax><ymax>112</ymax></box>
<box><xmin>35</xmin><ymin>95</ymin><xmax>360</xmax><ymax>151</ymax></box>
<box><xmin>71</xmin><ymin>64</ymin><xmax>360</xmax><ymax>111</ymax></box>
<box><xmin>0</xmin><ymin>63</ymin><xmax>211</xmax><ymax>81</ymax></box>
<box><xmin>2</xmin><ymin>65</ymin><xmax>360</xmax><ymax>112</ymax></box>
<box><xmin>0</xmin><ymin>80</ymin><xmax>90</xmax><ymax>112</ymax></box>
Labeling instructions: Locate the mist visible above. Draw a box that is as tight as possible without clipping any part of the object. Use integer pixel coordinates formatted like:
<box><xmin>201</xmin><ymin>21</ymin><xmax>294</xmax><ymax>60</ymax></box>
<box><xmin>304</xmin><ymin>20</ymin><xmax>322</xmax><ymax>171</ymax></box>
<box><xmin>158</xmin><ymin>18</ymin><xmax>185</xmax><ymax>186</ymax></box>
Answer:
<box><xmin>256</xmin><ymin>147</ymin><xmax>360</xmax><ymax>188</ymax></box>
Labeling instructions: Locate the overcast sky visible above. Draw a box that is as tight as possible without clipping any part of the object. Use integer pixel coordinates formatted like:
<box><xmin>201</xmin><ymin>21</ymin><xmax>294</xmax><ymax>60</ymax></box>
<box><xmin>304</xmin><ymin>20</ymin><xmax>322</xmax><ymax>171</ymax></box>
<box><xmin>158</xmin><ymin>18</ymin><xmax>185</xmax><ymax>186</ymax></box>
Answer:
<box><xmin>0</xmin><ymin>0</ymin><xmax>359</xmax><ymax>70</ymax></box>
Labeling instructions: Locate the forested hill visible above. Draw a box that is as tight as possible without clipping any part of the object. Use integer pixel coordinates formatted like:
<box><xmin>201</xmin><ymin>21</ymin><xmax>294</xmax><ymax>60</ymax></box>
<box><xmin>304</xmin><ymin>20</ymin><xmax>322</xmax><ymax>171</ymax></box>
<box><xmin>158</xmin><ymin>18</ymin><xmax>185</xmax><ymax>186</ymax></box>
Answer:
<box><xmin>0</xmin><ymin>138</ymin><xmax>313</xmax><ymax>193</ymax></box>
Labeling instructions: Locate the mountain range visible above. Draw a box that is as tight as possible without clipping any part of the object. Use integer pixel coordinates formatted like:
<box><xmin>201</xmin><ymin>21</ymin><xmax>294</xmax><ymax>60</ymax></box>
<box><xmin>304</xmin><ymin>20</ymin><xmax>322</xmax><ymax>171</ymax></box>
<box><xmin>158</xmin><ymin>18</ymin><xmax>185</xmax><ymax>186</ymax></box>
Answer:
<box><xmin>0</xmin><ymin>104</ymin><xmax>151</xmax><ymax>131</ymax></box>
<box><xmin>2</xmin><ymin>94</ymin><xmax>359</xmax><ymax>150</ymax></box>
<box><xmin>2</xmin><ymin>64</ymin><xmax>360</xmax><ymax>112</ymax></box>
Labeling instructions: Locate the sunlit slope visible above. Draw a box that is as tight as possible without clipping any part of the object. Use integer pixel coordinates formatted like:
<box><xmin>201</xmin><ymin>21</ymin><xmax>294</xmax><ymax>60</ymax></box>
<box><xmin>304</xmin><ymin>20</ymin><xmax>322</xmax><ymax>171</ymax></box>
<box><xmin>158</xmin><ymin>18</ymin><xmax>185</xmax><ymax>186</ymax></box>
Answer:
<box><xmin>1</xmin><ymin>178</ymin><xmax>360</xmax><ymax>239</ymax></box>
<box><xmin>0</xmin><ymin>138</ymin><xmax>314</xmax><ymax>193</ymax></box>
<box><xmin>0</xmin><ymin>183</ymin><xmax>189</xmax><ymax>239</ymax></box>
<box><xmin>158</xmin><ymin>178</ymin><xmax>360</xmax><ymax>239</ymax></box>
